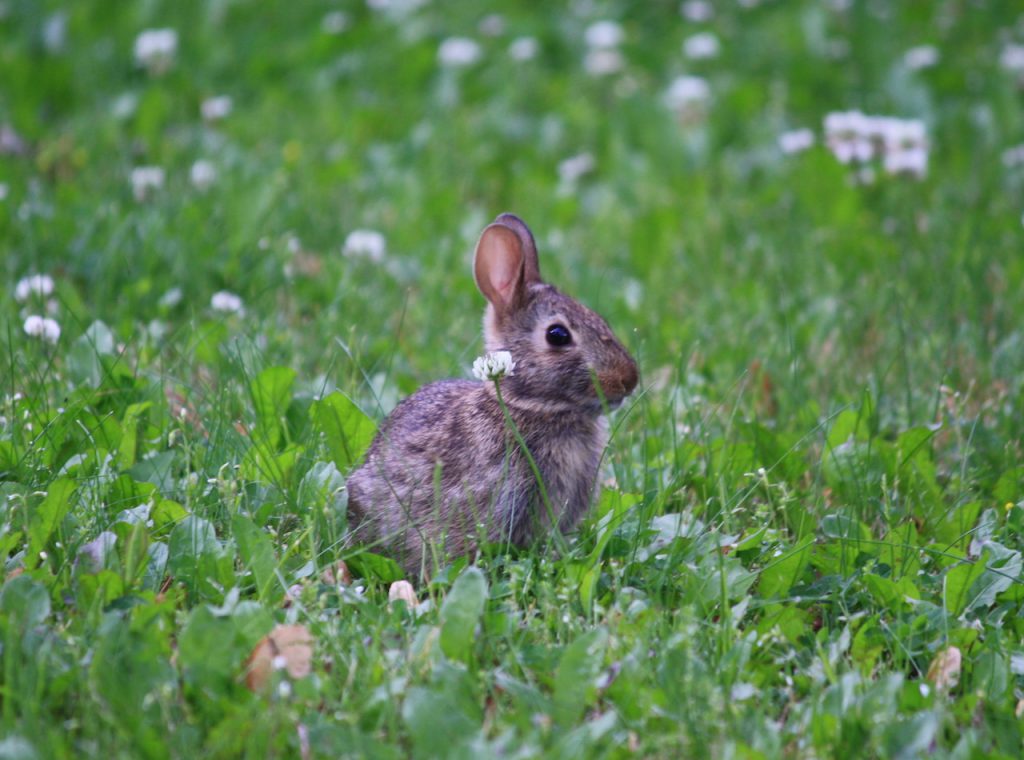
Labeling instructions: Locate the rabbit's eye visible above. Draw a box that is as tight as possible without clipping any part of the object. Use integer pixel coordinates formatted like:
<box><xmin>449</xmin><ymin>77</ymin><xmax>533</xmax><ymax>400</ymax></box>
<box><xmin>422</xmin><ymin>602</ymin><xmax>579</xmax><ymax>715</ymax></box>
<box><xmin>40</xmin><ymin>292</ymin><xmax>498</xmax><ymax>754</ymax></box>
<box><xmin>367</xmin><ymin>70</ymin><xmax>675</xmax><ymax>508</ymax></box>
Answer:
<box><xmin>545</xmin><ymin>324</ymin><xmax>572</xmax><ymax>346</ymax></box>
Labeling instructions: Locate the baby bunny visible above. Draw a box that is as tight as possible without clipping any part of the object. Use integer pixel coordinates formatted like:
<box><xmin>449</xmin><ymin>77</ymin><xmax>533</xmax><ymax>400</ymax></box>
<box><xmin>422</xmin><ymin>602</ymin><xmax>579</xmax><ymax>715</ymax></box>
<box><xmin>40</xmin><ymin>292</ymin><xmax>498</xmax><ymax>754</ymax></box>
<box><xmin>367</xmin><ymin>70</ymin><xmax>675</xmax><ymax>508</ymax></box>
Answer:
<box><xmin>347</xmin><ymin>213</ymin><xmax>638</xmax><ymax>577</ymax></box>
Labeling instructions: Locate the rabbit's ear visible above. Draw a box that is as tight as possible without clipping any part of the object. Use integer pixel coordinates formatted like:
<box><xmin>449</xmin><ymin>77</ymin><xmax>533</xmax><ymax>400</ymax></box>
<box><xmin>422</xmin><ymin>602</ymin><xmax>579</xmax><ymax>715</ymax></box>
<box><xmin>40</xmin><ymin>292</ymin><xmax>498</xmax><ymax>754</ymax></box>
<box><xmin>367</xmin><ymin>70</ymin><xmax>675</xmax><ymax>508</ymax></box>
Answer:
<box><xmin>474</xmin><ymin>223</ymin><xmax>528</xmax><ymax>313</ymax></box>
<box><xmin>493</xmin><ymin>213</ymin><xmax>541</xmax><ymax>285</ymax></box>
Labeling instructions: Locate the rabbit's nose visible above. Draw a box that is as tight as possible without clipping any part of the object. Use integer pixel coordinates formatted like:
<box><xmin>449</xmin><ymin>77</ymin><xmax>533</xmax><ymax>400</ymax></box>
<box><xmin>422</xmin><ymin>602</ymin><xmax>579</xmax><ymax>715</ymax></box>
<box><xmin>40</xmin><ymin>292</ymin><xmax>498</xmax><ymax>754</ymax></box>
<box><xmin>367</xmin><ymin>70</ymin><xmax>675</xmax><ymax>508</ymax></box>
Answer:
<box><xmin>598</xmin><ymin>358</ymin><xmax>639</xmax><ymax>402</ymax></box>
<box><xmin>620</xmin><ymin>359</ymin><xmax>639</xmax><ymax>396</ymax></box>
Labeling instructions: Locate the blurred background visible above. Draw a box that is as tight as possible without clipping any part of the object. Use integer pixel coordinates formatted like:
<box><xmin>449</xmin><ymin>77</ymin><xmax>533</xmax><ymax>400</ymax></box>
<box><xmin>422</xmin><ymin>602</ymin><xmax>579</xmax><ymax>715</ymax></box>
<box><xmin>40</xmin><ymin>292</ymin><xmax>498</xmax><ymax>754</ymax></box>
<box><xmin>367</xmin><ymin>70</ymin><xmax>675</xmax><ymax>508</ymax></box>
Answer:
<box><xmin>3</xmin><ymin>0</ymin><xmax>1024</xmax><ymax>513</ymax></box>
<box><xmin>4</xmin><ymin>2</ymin><xmax>1023</xmax><ymax>420</ymax></box>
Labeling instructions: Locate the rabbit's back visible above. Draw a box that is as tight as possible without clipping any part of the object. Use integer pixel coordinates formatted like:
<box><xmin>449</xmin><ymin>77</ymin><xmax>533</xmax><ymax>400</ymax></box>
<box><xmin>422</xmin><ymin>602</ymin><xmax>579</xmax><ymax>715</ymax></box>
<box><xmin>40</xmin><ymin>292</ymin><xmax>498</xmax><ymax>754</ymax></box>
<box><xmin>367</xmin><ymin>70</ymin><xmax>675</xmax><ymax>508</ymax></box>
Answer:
<box><xmin>347</xmin><ymin>379</ymin><xmax>516</xmax><ymax>568</ymax></box>
<box><xmin>347</xmin><ymin>378</ymin><xmax>608</xmax><ymax>573</ymax></box>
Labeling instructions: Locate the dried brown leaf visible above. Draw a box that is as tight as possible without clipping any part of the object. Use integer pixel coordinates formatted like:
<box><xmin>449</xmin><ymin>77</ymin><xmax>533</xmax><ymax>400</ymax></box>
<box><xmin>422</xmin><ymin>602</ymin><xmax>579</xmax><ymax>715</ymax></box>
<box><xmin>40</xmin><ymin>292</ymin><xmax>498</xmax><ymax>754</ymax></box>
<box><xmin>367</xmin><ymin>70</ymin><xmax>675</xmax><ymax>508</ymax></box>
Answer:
<box><xmin>926</xmin><ymin>646</ymin><xmax>961</xmax><ymax>693</ymax></box>
<box><xmin>245</xmin><ymin>623</ymin><xmax>315</xmax><ymax>692</ymax></box>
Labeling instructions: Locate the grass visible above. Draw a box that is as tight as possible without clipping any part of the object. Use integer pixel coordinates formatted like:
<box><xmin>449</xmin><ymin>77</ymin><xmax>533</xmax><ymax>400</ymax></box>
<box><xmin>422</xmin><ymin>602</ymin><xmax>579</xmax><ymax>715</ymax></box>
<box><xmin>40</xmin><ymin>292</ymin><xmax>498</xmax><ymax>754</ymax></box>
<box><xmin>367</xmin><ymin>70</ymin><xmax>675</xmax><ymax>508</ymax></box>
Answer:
<box><xmin>2</xmin><ymin>0</ymin><xmax>1024</xmax><ymax>757</ymax></box>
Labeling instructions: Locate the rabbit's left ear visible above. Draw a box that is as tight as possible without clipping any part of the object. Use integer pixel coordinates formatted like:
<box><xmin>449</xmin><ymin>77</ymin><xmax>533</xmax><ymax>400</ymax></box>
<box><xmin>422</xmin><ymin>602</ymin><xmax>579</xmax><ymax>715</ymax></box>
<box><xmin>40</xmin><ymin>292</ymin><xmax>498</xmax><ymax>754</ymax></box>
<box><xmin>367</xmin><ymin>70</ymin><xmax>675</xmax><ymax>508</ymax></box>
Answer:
<box><xmin>474</xmin><ymin>214</ymin><xmax>542</xmax><ymax>314</ymax></box>
<box><xmin>474</xmin><ymin>223</ymin><xmax>526</xmax><ymax>314</ymax></box>
<box><xmin>493</xmin><ymin>213</ymin><xmax>541</xmax><ymax>285</ymax></box>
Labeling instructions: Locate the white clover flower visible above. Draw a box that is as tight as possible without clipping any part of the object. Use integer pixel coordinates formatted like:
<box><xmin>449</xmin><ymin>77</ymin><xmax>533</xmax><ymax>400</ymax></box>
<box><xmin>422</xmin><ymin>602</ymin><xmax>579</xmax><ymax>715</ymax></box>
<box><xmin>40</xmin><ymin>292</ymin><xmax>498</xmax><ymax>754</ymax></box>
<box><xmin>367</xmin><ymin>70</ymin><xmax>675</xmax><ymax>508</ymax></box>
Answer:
<box><xmin>683</xmin><ymin>32</ymin><xmax>720</xmax><ymax>60</ymax></box>
<box><xmin>904</xmin><ymin>45</ymin><xmax>939</xmax><ymax>70</ymax></box>
<box><xmin>159</xmin><ymin>287</ymin><xmax>183</xmax><ymax>308</ymax></box>
<box><xmin>888</xmin><ymin>118</ymin><xmax>929</xmax><ymax>148</ymax></box>
<box><xmin>43</xmin><ymin>11</ymin><xmax>68</xmax><ymax>53</ymax></box>
<box><xmin>664</xmin><ymin>75</ymin><xmax>710</xmax><ymax>111</ymax></box>
<box><xmin>883</xmin><ymin>146</ymin><xmax>928</xmax><ymax>178</ymax></box>
<box><xmin>134</xmin><ymin>28</ymin><xmax>177</xmax><ymax>74</ymax></box>
<box><xmin>1000</xmin><ymin>43</ymin><xmax>1024</xmax><ymax>74</ymax></box>
<box><xmin>824</xmin><ymin>109</ymin><xmax>867</xmax><ymax>139</ymax></box>
<box><xmin>680</xmin><ymin>1</ymin><xmax>714</xmax><ymax>22</ymax></box>
<box><xmin>343</xmin><ymin>229</ymin><xmax>387</xmax><ymax>262</ymax></box>
<box><xmin>438</xmin><ymin>37</ymin><xmax>482</xmax><ymax>68</ymax></box>
<box><xmin>824</xmin><ymin>110</ymin><xmax>928</xmax><ymax>178</ymax></box>
<box><xmin>831</xmin><ymin>137</ymin><xmax>872</xmax><ymax>164</ymax></box>
<box><xmin>211</xmin><ymin>290</ymin><xmax>244</xmax><ymax>314</ymax></box>
<box><xmin>623</xmin><ymin>278</ymin><xmax>643</xmax><ymax>311</ymax></box>
<box><xmin>190</xmin><ymin>160</ymin><xmax>217</xmax><ymax>191</ymax></box>
<box><xmin>478</xmin><ymin>14</ymin><xmax>505</xmax><ymax>37</ymax></box>
<box><xmin>558</xmin><ymin>152</ymin><xmax>596</xmax><ymax>185</ymax></box>
<box><xmin>778</xmin><ymin>128</ymin><xmax>815</xmax><ymax>155</ymax></box>
<box><xmin>111</xmin><ymin>92</ymin><xmax>139</xmax><ymax>120</ymax></box>
<box><xmin>473</xmin><ymin>351</ymin><xmax>516</xmax><ymax>381</ymax></box>
<box><xmin>583</xmin><ymin>48</ymin><xmax>624</xmax><ymax>76</ymax></box>
<box><xmin>584</xmin><ymin>20</ymin><xmax>624</xmax><ymax>50</ymax></box>
<box><xmin>508</xmin><ymin>36</ymin><xmax>539</xmax><ymax>62</ymax></box>
<box><xmin>15</xmin><ymin>274</ymin><xmax>55</xmax><ymax>302</ymax></box>
<box><xmin>366</xmin><ymin>0</ymin><xmax>428</xmax><ymax>14</ymax></box>
<box><xmin>0</xmin><ymin>124</ymin><xmax>26</xmax><ymax>156</ymax></box>
<box><xmin>1001</xmin><ymin>144</ymin><xmax>1024</xmax><ymax>167</ymax></box>
<box><xmin>23</xmin><ymin>315</ymin><xmax>61</xmax><ymax>344</ymax></box>
<box><xmin>131</xmin><ymin>166</ymin><xmax>165</xmax><ymax>201</ymax></box>
<box><xmin>824</xmin><ymin>110</ymin><xmax>873</xmax><ymax>163</ymax></box>
<box><xmin>200</xmin><ymin>95</ymin><xmax>233</xmax><ymax>122</ymax></box>
<box><xmin>321</xmin><ymin>11</ymin><xmax>349</xmax><ymax>34</ymax></box>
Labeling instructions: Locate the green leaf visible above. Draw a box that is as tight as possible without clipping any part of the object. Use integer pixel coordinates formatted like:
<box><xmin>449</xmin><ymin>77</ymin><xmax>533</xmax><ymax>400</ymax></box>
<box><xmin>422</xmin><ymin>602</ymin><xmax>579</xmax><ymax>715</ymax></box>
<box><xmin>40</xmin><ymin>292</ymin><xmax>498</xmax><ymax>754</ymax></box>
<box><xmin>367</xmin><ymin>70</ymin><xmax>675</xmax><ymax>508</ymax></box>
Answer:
<box><xmin>0</xmin><ymin>574</ymin><xmax>51</xmax><ymax>631</ymax></box>
<box><xmin>735</xmin><ymin>525</ymin><xmax>769</xmax><ymax>553</ymax></box>
<box><xmin>66</xmin><ymin>320</ymin><xmax>116</xmax><ymax>387</ymax></box>
<box><xmin>759</xmin><ymin>534</ymin><xmax>814</xmax><ymax>599</ymax></box>
<box><xmin>178</xmin><ymin>604</ymin><xmax>265</xmax><ymax>701</ymax></box>
<box><xmin>240</xmin><ymin>441</ymin><xmax>302</xmax><ymax>487</ymax></box>
<box><xmin>971</xmin><ymin>649</ymin><xmax>1010</xmax><ymax>699</ymax></box>
<box><xmin>881</xmin><ymin>710</ymin><xmax>940</xmax><ymax>759</ymax></box>
<box><xmin>993</xmin><ymin>466</ymin><xmax>1024</xmax><ymax>505</ymax></box>
<box><xmin>863</xmin><ymin>573</ymin><xmax>919</xmax><ymax>609</ymax></box>
<box><xmin>896</xmin><ymin>427</ymin><xmax>938</xmax><ymax>492</ymax></box>
<box><xmin>943</xmin><ymin>555</ymin><xmax>987</xmax><ymax>617</ymax></box>
<box><xmin>346</xmin><ymin>552</ymin><xmax>403</xmax><ymax>584</ymax></box>
<box><xmin>27</xmin><ymin>479</ymin><xmax>77</xmax><ymax>569</ymax></box>
<box><xmin>250</xmin><ymin>366</ymin><xmax>296</xmax><ymax>447</ymax></box>
<box><xmin>439</xmin><ymin>567</ymin><xmax>488</xmax><ymax>663</ymax></box>
<box><xmin>821</xmin><ymin>513</ymin><xmax>871</xmax><ymax>541</ymax></box>
<box><xmin>756</xmin><ymin>603</ymin><xmax>812</xmax><ymax>644</ymax></box>
<box><xmin>310</xmin><ymin>391</ymin><xmax>376</xmax><ymax>471</ymax></box>
<box><xmin>88</xmin><ymin>611</ymin><xmax>175</xmax><ymax>752</ymax></box>
<box><xmin>168</xmin><ymin>516</ymin><xmax>225</xmax><ymax>596</ymax></box>
<box><xmin>122</xmin><ymin>521</ymin><xmax>150</xmax><ymax>584</ymax></box>
<box><xmin>0</xmin><ymin>440</ymin><xmax>19</xmax><ymax>472</ymax></box>
<box><xmin>826</xmin><ymin>396</ymin><xmax>874</xmax><ymax>449</ymax></box>
<box><xmin>117</xmin><ymin>401</ymin><xmax>152</xmax><ymax>470</ymax></box>
<box><xmin>932</xmin><ymin>500</ymin><xmax>981</xmax><ymax>550</ymax></box>
<box><xmin>233</xmin><ymin>514</ymin><xmax>277</xmax><ymax>601</ymax></box>
<box><xmin>587</xmin><ymin>490</ymin><xmax>641</xmax><ymax>565</ymax></box>
<box><xmin>151</xmin><ymin>498</ymin><xmax>188</xmax><ymax>530</ymax></box>
<box><xmin>402</xmin><ymin>665</ymin><xmax>482</xmax><ymax>756</ymax></box>
<box><xmin>964</xmin><ymin>542</ymin><xmax>1021</xmax><ymax>613</ymax></box>
<box><xmin>129</xmin><ymin>451</ymin><xmax>177</xmax><ymax>493</ymax></box>
<box><xmin>299</xmin><ymin>460</ymin><xmax>348</xmax><ymax>520</ymax></box>
<box><xmin>552</xmin><ymin>628</ymin><xmax>609</xmax><ymax>728</ymax></box>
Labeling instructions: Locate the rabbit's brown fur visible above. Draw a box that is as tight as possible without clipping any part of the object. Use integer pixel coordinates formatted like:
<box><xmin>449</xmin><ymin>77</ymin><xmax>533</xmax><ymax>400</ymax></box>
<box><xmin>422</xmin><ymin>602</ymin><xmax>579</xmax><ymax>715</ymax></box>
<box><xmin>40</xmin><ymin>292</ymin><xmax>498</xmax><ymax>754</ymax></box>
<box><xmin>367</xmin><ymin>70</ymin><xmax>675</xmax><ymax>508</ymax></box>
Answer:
<box><xmin>347</xmin><ymin>213</ymin><xmax>638</xmax><ymax>576</ymax></box>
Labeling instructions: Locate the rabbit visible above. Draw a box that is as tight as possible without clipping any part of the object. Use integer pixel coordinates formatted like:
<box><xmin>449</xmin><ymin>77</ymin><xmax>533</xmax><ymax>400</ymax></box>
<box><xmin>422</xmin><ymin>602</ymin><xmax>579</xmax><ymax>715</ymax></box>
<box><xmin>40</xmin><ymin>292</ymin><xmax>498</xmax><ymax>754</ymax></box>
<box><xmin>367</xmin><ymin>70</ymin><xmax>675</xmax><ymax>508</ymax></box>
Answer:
<box><xmin>346</xmin><ymin>213</ymin><xmax>638</xmax><ymax>577</ymax></box>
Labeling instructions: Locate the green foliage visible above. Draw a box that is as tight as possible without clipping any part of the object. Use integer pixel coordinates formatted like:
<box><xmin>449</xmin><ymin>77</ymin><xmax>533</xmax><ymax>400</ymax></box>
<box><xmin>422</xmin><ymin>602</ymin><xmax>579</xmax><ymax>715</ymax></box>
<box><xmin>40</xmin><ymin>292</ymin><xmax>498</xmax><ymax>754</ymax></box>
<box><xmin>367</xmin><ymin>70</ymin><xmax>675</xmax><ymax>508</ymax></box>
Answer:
<box><xmin>311</xmin><ymin>391</ymin><xmax>376</xmax><ymax>471</ymax></box>
<box><xmin>439</xmin><ymin>566</ymin><xmax>488</xmax><ymax>663</ymax></box>
<box><xmin>2</xmin><ymin>0</ymin><xmax>1024</xmax><ymax>756</ymax></box>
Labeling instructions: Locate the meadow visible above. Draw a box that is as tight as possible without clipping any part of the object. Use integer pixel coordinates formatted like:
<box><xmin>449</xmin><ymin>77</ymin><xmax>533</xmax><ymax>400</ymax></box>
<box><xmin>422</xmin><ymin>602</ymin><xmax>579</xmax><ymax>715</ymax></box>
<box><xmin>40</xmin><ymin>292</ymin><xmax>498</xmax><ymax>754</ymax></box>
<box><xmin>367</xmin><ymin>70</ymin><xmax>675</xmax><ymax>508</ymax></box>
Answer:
<box><xmin>2</xmin><ymin>0</ymin><xmax>1024</xmax><ymax>757</ymax></box>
